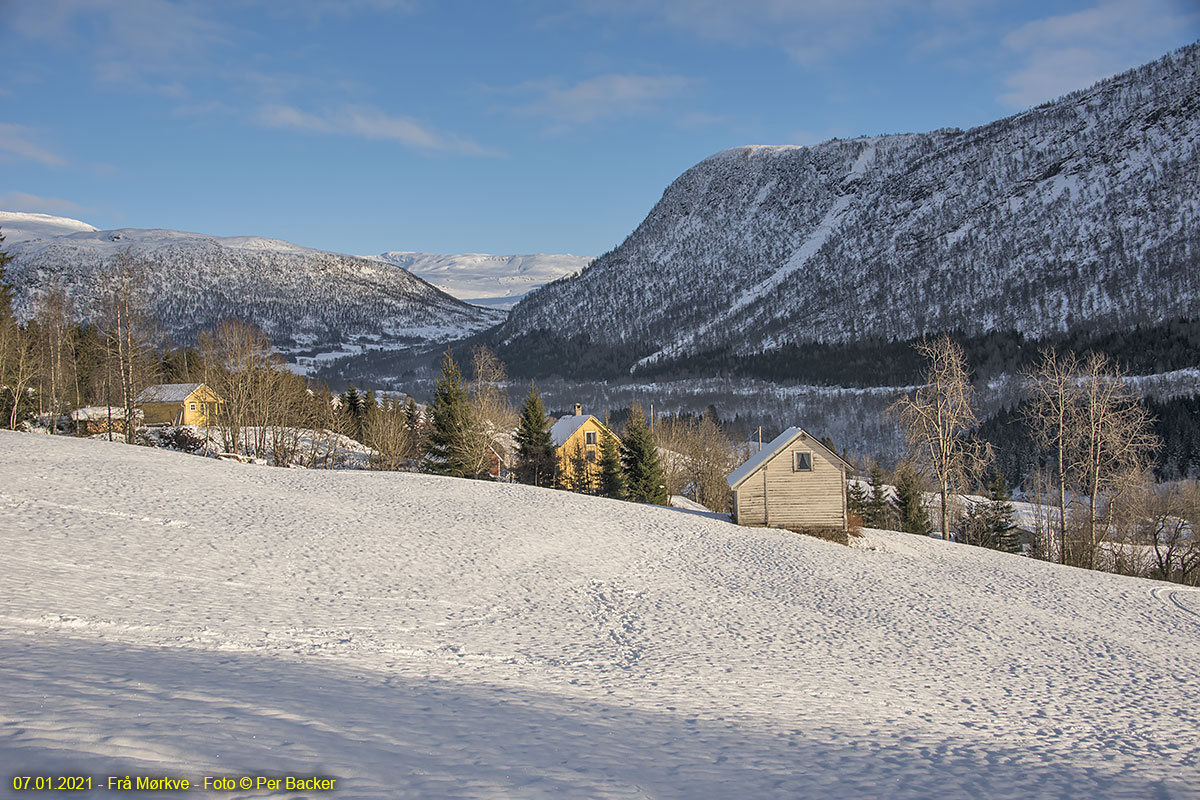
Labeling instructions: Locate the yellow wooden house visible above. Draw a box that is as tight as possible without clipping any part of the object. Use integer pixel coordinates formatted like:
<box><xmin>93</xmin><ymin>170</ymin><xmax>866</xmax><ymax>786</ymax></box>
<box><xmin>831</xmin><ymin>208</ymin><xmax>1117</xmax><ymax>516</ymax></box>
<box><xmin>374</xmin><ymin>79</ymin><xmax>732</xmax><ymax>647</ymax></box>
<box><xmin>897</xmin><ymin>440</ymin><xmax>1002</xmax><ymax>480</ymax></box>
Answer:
<box><xmin>550</xmin><ymin>403</ymin><xmax>620</xmax><ymax>490</ymax></box>
<box><xmin>135</xmin><ymin>383</ymin><xmax>222</xmax><ymax>426</ymax></box>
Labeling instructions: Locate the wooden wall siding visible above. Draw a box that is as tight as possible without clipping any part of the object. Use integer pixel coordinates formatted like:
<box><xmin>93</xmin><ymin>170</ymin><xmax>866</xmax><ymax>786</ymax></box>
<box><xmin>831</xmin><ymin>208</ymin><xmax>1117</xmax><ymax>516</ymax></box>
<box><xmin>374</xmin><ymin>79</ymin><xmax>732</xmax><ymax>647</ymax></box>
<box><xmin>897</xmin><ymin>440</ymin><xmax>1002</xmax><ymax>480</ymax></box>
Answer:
<box><xmin>140</xmin><ymin>386</ymin><xmax>222</xmax><ymax>426</ymax></box>
<box><xmin>735</xmin><ymin>444</ymin><xmax>845</xmax><ymax>529</ymax></box>
<box><xmin>141</xmin><ymin>402</ymin><xmax>183</xmax><ymax>425</ymax></box>
<box><xmin>555</xmin><ymin>419</ymin><xmax>605</xmax><ymax>471</ymax></box>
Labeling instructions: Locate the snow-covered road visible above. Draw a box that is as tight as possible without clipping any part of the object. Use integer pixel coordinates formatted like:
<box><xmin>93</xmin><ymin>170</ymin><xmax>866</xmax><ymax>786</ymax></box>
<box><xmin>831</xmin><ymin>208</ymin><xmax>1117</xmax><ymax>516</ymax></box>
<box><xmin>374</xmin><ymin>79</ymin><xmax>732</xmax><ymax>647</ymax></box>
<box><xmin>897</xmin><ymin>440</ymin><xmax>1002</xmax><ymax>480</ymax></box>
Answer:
<box><xmin>1</xmin><ymin>431</ymin><xmax>1197</xmax><ymax>798</ymax></box>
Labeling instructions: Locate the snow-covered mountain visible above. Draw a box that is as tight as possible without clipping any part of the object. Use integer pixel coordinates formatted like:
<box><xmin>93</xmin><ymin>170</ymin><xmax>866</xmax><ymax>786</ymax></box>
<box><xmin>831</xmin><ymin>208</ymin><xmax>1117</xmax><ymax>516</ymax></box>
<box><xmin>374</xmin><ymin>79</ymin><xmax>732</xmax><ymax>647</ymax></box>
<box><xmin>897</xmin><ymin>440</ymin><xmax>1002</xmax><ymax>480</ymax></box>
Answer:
<box><xmin>0</xmin><ymin>210</ymin><xmax>99</xmax><ymax>242</ymax></box>
<box><xmin>4</xmin><ymin>430</ymin><xmax>1199</xmax><ymax>798</ymax></box>
<box><xmin>0</xmin><ymin>213</ymin><xmax>504</xmax><ymax>355</ymax></box>
<box><xmin>499</xmin><ymin>44</ymin><xmax>1200</xmax><ymax>375</ymax></box>
<box><xmin>367</xmin><ymin>251</ymin><xmax>591</xmax><ymax>309</ymax></box>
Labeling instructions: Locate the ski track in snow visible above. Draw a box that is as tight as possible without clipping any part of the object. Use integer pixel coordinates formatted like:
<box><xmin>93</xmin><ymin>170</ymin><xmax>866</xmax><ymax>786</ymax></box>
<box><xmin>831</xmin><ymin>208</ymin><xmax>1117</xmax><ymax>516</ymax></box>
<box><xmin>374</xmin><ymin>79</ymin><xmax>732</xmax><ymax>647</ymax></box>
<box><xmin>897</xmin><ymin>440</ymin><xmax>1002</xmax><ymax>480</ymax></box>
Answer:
<box><xmin>1</xmin><ymin>431</ymin><xmax>1199</xmax><ymax>799</ymax></box>
<box><xmin>1150</xmin><ymin>584</ymin><xmax>1200</xmax><ymax>626</ymax></box>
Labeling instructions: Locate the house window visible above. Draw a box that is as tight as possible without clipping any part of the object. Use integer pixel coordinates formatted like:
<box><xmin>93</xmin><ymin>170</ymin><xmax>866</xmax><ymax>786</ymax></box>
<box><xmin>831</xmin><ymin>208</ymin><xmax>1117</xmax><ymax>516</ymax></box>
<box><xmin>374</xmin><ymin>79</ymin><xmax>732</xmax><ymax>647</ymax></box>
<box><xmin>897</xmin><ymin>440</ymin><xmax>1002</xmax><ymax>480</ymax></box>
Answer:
<box><xmin>586</xmin><ymin>451</ymin><xmax>597</xmax><ymax>462</ymax></box>
<box><xmin>585</xmin><ymin>431</ymin><xmax>598</xmax><ymax>446</ymax></box>
<box><xmin>793</xmin><ymin>451</ymin><xmax>813</xmax><ymax>472</ymax></box>
<box><xmin>189</xmin><ymin>403</ymin><xmax>196</xmax><ymax>411</ymax></box>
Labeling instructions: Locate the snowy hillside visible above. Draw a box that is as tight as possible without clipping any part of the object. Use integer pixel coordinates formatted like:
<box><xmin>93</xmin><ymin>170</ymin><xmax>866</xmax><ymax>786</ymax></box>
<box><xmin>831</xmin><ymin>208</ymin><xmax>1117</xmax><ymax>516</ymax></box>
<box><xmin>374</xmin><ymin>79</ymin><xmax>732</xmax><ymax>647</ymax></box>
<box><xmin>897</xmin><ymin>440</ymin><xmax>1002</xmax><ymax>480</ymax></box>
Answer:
<box><xmin>500</xmin><ymin>44</ymin><xmax>1200</xmax><ymax>373</ymax></box>
<box><xmin>0</xmin><ymin>210</ymin><xmax>98</xmax><ymax>242</ymax></box>
<box><xmin>3</xmin><ymin>431</ymin><xmax>1199</xmax><ymax>799</ymax></box>
<box><xmin>0</xmin><ymin>215</ymin><xmax>503</xmax><ymax>356</ymax></box>
<box><xmin>369</xmin><ymin>251</ymin><xmax>590</xmax><ymax>309</ymax></box>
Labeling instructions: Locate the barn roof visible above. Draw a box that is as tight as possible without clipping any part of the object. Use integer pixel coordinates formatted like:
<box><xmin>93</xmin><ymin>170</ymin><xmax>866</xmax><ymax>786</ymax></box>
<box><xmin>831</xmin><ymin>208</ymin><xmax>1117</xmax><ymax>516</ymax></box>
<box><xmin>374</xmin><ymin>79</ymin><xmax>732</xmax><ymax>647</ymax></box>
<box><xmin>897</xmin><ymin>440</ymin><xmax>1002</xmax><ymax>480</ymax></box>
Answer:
<box><xmin>727</xmin><ymin>426</ymin><xmax>852</xmax><ymax>489</ymax></box>
<box><xmin>135</xmin><ymin>383</ymin><xmax>203</xmax><ymax>403</ymax></box>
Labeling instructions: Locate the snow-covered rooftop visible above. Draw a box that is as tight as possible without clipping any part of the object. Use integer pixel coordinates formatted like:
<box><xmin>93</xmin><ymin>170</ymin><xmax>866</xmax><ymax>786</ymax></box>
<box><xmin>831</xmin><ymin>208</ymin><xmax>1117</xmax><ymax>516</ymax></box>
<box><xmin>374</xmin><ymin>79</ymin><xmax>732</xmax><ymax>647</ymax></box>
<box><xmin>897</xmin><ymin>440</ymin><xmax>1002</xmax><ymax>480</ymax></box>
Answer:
<box><xmin>727</xmin><ymin>426</ymin><xmax>850</xmax><ymax>488</ymax></box>
<box><xmin>549</xmin><ymin>414</ymin><xmax>592</xmax><ymax>447</ymax></box>
<box><xmin>69</xmin><ymin>406</ymin><xmax>137</xmax><ymax>421</ymax></box>
<box><xmin>134</xmin><ymin>383</ymin><xmax>202</xmax><ymax>403</ymax></box>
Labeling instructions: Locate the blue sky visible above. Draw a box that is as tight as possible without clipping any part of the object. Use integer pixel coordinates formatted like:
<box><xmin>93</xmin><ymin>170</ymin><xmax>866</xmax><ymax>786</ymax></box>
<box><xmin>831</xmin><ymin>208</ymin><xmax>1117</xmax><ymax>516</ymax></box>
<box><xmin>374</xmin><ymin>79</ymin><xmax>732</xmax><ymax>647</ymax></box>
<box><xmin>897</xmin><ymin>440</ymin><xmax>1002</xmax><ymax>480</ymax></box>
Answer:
<box><xmin>2</xmin><ymin>0</ymin><xmax>1197</xmax><ymax>257</ymax></box>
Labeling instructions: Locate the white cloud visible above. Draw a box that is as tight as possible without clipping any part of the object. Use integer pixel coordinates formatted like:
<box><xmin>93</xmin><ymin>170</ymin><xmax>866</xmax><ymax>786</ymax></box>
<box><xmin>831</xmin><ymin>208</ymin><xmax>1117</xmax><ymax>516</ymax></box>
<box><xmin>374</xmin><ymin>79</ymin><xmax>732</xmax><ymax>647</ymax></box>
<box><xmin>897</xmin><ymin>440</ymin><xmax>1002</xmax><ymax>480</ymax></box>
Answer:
<box><xmin>273</xmin><ymin>0</ymin><xmax>420</xmax><ymax>15</ymax></box>
<box><xmin>999</xmin><ymin>1</ymin><xmax>1200</xmax><ymax>108</ymax></box>
<box><xmin>257</xmin><ymin>105</ymin><xmax>496</xmax><ymax>156</ymax></box>
<box><xmin>575</xmin><ymin>0</ymin><xmax>915</xmax><ymax>65</ymax></box>
<box><xmin>11</xmin><ymin>0</ymin><xmax>226</xmax><ymax>79</ymax></box>
<box><xmin>0</xmin><ymin>124</ymin><xmax>66</xmax><ymax>167</ymax></box>
<box><xmin>0</xmin><ymin>191</ymin><xmax>87</xmax><ymax>215</ymax></box>
<box><xmin>512</xmin><ymin>74</ymin><xmax>695</xmax><ymax>126</ymax></box>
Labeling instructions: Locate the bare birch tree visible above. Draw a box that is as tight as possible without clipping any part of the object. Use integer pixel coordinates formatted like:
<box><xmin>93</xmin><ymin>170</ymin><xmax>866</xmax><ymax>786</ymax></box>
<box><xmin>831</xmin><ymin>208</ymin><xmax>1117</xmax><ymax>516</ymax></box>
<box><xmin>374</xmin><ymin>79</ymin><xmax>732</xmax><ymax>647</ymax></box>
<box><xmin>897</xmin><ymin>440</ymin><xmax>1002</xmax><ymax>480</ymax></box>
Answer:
<box><xmin>1069</xmin><ymin>353</ymin><xmax>1158</xmax><ymax>569</ymax></box>
<box><xmin>470</xmin><ymin>346</ymin><xmax>516</xmax><ymax>431</ymax></box>
<box><xmin>34</xmin><ymin>282</ymin><xmax>76</xmax><ymax>431</ymax></box>
<box><xmin>365</xmin><ymin>394</ymin><xmax>415</xmax><ymax>470</ymax></box>
<box><xmin>464</xmin><ymin>346</ymin><xmax>514</xmax><ymax>479</ymax></box>
<box><xmin>198</xmin><ymin>319</ymin><xmax>277</xmax><ymax>457</ymax></box>
<box><xmin>1025</xmin><ymin>349</ymin><xmax>1080</xmax><ymax>564</ymax></box>
<box><xmin>1133</xmin><ymin>480</ymin><xmax>1200</xmax><ymax>585</ymax></box>
<box><xmin>1</xmin><ymin>317</ymin><xmax>38</xmax><ymax>429</ymax></box>
<box><xmin>889</xmin><ymin>335</ymin><xmax>990</xmax><ymax>539</ymax></box>
<box><xmin>93</xmin><ymin>251</ymin><xmax>158</xmax><ymax>443</ymax></box>
<box><xmin>653</xmin><ymin>412</ymin><xmax>744</xmax><ymax>512</ymax></box>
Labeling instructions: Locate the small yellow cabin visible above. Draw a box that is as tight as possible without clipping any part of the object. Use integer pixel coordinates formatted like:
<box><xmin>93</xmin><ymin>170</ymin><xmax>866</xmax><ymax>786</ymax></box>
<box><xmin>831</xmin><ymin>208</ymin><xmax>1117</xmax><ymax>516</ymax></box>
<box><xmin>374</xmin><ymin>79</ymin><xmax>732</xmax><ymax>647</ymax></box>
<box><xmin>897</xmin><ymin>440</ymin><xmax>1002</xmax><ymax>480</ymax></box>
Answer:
<box><xmin>550</xmin><ymin>404</ymin><xmax>620</xmax><ymax>490</ymax></box>
<box><xmin>727</xmin><ymin>426</ymin><xmax>850</xmax><ymax>531</ymax></box>
<box><xmin>135</xmin><ymin>383</ymin><xmax>222</xmax><ymax>426</ymax></box>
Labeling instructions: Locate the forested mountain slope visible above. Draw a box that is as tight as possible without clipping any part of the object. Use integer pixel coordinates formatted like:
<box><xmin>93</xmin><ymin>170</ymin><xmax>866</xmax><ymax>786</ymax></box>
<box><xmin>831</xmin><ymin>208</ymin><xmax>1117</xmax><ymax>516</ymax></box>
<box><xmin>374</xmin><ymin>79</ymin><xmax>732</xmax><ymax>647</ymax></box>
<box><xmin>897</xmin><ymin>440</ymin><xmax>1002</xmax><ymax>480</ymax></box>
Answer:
<box><xmin>0</xmin><ymin>217</ymin><xmax>503</xmax><ymax>353</ymax></box>
<box><xmin>499</xmin><ymin>44</ymin><xmax>1200</xmax><ymax>377</ymax></box>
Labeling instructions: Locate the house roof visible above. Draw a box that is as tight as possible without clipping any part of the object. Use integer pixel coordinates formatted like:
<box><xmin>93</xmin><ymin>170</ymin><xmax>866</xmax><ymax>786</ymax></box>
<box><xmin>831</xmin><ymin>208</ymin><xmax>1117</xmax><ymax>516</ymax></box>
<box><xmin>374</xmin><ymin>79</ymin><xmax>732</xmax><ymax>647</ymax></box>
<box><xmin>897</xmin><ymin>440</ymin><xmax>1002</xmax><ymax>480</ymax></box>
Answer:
<box><xmin>727</xmin><ymin>426</ymin><xmax>852</xmax><ymax>489</ymax></box>
<box><xmin>135</xmin><ymin>383</ymin><xmax>203</xmax><ymax>403</ymax></box>
<box><xmin>70</xmin><ymin>406</ymin><xmax>138</xmax><ymax>421</ymax></box>
<box><xmin>550</xmin><ymin>414</ymin><xmax>593</xmax><ymax>447</ymax></box>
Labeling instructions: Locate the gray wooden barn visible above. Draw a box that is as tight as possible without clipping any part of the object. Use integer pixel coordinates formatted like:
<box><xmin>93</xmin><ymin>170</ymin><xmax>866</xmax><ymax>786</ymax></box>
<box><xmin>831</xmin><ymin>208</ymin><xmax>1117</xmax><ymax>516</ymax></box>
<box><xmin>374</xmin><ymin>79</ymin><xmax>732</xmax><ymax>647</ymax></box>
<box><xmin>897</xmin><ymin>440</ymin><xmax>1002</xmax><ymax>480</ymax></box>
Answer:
<box><xmin>727</xmin><ymin>426</ymin><xmax>851</xmax><ymax>530</ymax></box>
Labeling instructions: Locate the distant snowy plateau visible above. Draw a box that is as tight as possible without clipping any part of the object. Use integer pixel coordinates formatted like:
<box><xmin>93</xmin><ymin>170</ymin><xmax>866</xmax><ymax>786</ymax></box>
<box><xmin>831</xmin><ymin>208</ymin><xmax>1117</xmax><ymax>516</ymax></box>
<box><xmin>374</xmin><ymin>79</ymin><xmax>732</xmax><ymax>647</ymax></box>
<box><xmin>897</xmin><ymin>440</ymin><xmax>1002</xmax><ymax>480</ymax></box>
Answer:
<box><xmin>2</xmin><ymin>431</ymin><xmax>1199</xmax><ymax>798</ymax></box>
<box><xmin>0</xmin><ymin>211</ymin><xmax>506</xmax><ymax>361</ymax></box>
<box><xmin>367</xmin><ymin>251</ymin><xmax>591</xmax><ymax>309</ymax></box>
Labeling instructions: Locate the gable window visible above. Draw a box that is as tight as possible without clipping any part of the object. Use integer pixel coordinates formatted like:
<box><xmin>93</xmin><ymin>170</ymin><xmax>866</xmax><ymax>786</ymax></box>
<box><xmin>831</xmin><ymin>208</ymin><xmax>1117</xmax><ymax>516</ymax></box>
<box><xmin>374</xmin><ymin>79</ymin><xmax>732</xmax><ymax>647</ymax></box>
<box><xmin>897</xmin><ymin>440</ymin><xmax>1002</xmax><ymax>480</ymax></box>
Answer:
<box><xmin>189</xmin><ymin>403</ymin><xmax>196</xmax><ymax>411</ymax></box>
<box><xmin>585</xmin><ymin>431</ymin><xmax>598</xmax><ymax>446</ymax></box>
<box><xmin>793</xmin><ymin>451</ymin><xmax>813</xmax><ymax>472</ymax></box>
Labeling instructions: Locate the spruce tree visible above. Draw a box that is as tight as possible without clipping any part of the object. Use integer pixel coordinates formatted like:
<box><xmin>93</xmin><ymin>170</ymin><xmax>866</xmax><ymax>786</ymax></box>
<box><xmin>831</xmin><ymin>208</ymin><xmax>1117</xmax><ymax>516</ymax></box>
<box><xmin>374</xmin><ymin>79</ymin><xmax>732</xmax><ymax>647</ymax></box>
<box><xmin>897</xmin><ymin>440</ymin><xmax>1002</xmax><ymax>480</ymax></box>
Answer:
<box><xmin>598</xmin><ymin>425</ymin><xmax>626</xmax><ymax>499</ymax></box>
<box><xmin>956</xmin><ymin>501</ymin><xmax>988</xmax><ymax>547</ymax></box>
<box><xmin>514</xmin><ymin>382</ymin><xmax>556</xmax><ymax>487</ymax></box>
<box><xmin>403</xmin><ymin>395</ymin><xmax>421</xmax><ymax>431</ymax></box>
<box><xmin>424</xmin><ymin>353</ymin><xmax>478</xmax><ymax>477</ymax></box>
<box><xmin>984</xmin><ymin>473</ymin><xmax>1021</xmax><ymax>553</ymax></box>
<box><xmin>341</xmin><ymin>384</ymin><xmax>366</xmax><ymax>442</ymax></box>
<box><xmin>847</xmin><ymin>477</ymin><xmax>869</xmax><ymax>522</ymax></box>
<box><xmin>622</xmin><ymin>405</ymin><xmax>668</xmax><ymax>504</ymax></box>
<box><xmin>893</xmin><ymin>464</ymin><xmax>931</xmax><ymax>536</ymax></box>
<box><xmin>865</xmin><ymin>462</ymin><xmax>892</xmax><ymax>528</ymax></box>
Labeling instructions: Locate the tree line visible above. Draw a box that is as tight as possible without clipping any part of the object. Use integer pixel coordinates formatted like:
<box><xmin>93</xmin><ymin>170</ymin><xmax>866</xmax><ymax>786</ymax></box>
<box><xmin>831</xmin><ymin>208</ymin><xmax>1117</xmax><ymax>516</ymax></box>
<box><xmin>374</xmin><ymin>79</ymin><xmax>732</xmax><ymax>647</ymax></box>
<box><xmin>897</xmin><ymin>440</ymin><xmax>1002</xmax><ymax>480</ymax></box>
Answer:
<box><xmin>875</xmin><ymin>334</ymin><xmax>1197</xmax><ymax>585</ymax></box>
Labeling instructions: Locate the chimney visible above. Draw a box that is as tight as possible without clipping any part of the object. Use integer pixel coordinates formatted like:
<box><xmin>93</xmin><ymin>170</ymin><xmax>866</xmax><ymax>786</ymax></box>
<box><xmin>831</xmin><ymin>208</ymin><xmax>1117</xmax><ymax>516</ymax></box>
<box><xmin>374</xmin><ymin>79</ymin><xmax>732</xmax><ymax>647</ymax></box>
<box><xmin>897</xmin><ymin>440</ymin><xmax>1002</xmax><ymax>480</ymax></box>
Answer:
<box><xmin>574</xmin><ymin>403</ymin><xmax>583</xmax><ymax>416</ymax></box>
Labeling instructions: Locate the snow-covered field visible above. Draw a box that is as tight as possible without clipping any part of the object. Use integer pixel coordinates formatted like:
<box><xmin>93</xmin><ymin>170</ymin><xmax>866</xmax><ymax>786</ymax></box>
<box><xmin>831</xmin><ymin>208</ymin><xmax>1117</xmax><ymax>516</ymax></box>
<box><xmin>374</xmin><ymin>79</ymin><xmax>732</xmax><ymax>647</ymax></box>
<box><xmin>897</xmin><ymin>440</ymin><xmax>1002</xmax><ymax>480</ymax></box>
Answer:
<box><xmin>2</xmin><ymin>431</ymin><xmax>1198</xmax><ymax>799</ymax></box>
